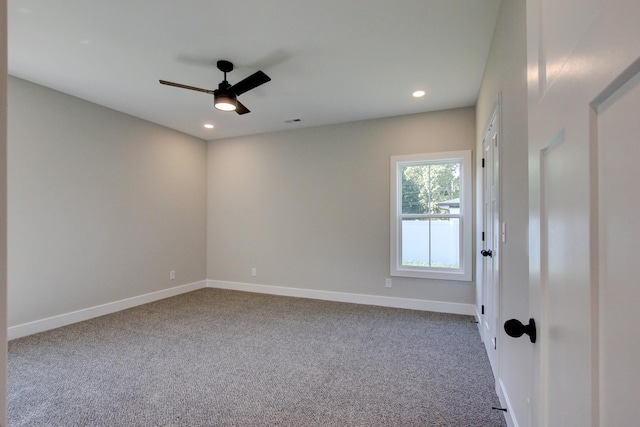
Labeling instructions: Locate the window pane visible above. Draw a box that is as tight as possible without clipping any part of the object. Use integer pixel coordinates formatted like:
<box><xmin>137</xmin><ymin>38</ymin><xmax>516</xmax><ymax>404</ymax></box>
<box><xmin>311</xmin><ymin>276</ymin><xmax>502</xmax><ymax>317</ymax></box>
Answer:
<box><xmin>401</xmin><ymin>218</ymin><xmax>460</xmax><ymax>269</ymax></box>
<box><xmin>401</xmin><ymin>162</ymin><xmax>461</xmax><ymax>215</ymax></box>
<box><xmin>401</xmin><ymin>165</ymin><xmax>428</xmax><ymax>214</ymax></box>
<box><xmin>401</xmin><ymin>218</ymin><xmax>430</xmax><ymax>266</ymax></box>
<box><xmin>430</xmin><ymin>218</ymin><xmax>460</xmax><ymax>269</ymax></box>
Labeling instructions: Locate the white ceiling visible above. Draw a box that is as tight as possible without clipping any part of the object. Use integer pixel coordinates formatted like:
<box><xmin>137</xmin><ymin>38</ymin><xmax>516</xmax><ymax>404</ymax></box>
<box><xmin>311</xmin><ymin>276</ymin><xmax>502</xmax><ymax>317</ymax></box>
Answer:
<box><xmin>8</xmin><ymin>0</ymin><xmax>502</xmax><ymax>141</ymax></box>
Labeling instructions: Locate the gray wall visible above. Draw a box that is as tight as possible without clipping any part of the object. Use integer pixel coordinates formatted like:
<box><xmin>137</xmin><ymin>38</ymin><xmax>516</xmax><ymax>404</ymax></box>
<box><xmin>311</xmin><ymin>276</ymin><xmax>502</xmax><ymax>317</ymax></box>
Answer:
<box><xmin>8</xmin><ymin>76</ymin><xmax>208</xmax><ymax>326</ymax></box>
<box><xmin>475</xmin><ymin>0</ymin><xmax>530</xmax><ymax>425</ymax></box>
<box><xmin>207</xmin><ymin>108</ymin><xmax>476</xmax><ymax>304</ymax></box>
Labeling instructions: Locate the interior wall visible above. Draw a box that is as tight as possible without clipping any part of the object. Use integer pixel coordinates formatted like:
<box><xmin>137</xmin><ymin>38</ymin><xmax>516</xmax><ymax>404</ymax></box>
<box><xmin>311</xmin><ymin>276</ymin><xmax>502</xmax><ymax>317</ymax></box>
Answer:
<box><xmin>475</xmin><ymin>0</ymin><xmax>529</xmax><ymax>425</ymax></box>
<box><xmin>7</xmin><ymin>76</ymin><xmax>208</xmax><ymax>327</ymax></box>
<box><xmin>207</xmin><ymin>107</ymin><xmax>476</xmax><ymax>305</ymax></box>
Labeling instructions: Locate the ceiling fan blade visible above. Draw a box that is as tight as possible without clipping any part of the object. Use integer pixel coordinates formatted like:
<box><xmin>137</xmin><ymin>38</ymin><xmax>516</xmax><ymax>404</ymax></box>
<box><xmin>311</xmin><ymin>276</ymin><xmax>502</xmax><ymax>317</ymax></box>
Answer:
<box><xmin>229</xmin><ymin>71</ymin><xmax>271</xmax><ymax>96</ymax></box>
<box><xmin>235</xmin><ymin>100</ymin><xmax>251</xmax><ymax>115</ymax></box>
<box><xmin>159</xmin><ymin>80</ymin><xmax>214</xmax><ymax>95</ymax></box>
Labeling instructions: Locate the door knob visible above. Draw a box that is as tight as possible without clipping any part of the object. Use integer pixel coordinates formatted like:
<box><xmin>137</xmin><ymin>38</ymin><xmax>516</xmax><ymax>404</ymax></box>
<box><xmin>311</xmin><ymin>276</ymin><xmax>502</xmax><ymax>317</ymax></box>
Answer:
<box><xmin>481</xmin><ymin>249</ymin><xmax>493</xmax><ymax>257</ymax></box>
<box><xmin>504</xmin><ymin>318</ymin><xmax>536</xmax><ymax>343</ymax></box>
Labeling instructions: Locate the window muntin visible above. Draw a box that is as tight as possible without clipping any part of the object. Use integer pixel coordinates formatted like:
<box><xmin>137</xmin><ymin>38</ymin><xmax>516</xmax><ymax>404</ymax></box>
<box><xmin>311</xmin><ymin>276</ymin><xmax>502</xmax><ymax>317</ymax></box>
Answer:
<box><xmin>390</xmin><ymin>151</ymin><xmax>472</xmax><ymax>281</ymax></box>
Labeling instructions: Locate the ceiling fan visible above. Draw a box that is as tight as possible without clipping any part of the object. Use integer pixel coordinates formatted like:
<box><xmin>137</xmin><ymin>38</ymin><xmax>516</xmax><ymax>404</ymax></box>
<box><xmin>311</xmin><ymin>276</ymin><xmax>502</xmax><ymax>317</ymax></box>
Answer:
<box><xmin>159</xmin><ymin>60</ymin><xmax>271</xmax><ymax>115</ymax></box>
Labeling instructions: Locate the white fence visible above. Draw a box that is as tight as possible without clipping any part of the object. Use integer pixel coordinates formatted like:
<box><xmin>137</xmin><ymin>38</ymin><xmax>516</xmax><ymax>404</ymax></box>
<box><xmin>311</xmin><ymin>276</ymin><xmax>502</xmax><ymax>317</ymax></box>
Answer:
<box><xmin>401</xmin><ymin>219</ymin><xmax>460</xmax><ymax>268</ymax></box>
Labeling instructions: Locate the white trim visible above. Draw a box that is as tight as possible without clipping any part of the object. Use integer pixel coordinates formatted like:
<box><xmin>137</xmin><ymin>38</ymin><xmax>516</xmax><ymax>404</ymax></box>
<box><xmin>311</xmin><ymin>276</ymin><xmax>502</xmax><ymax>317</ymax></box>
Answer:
<box><xmin>207</xmin><ymin>280</ymin><xmax>475</xmax><ymax>316</ymax></box>
<box><xmin>8</xmin><ymin>279</ymin><xmax>476</xmax><ymax>340</ymax></box>
<box><xmin>390</xmin><ymin>150</ymin><xmax>473</xmax><ymax>281</ymax></box>
<box><xmin>8</xmin><ymin>280</ymin><xmax>207</xmax><ymax>340</ymax></box>
<box><xmin>497</xmin><ymin>377</ymin><xmax>518</xmax><ymax>427</ymax></box>
<box><xmin>476</xmin><ymin>307</ymin><xmax>484</xmax><ymax>337</ymax></box>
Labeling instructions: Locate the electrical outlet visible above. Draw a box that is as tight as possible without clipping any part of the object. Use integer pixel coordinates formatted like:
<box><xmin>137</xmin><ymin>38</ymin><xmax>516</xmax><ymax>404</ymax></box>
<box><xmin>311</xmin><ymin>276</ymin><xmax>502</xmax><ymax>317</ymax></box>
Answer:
<box><xmin>385</xmin><ymin>278</ymin><xmax>392</xmax><ymax>288</ymax></box>
<box><xmin>170</xmin><ymin>270</ymin><xmax>176</xmax><ymax>280</ymax></box>
<box><xmin>251</xmin><ymin>268</ymin><xmax>257</xmax><ymax>277</ymax></box>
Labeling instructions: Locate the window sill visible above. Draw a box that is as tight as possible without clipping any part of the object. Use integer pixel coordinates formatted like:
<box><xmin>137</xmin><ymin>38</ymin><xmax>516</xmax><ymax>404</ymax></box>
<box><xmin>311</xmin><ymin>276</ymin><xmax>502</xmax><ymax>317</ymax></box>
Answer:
<box><xmin>390</xmin><ymin>267</ymin><xmax>472</xmax><ymax>282</ymax></box>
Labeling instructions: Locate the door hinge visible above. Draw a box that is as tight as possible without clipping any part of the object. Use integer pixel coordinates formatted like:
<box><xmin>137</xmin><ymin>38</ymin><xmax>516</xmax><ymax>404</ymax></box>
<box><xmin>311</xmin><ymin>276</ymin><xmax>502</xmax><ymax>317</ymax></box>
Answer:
<box><xmin>481</xmin><ymin>305</ymin><xmax>485</xmax><ymax>315</ymax></box>
<box><xmin>482</xmin><ymin>158</ymin><xmax>485</xmax><ymax>168</ymax></box>
<box><xmin>482</xmin><ymin>231</ymin><xmax>485</xmax><ymax>241</ymax></box>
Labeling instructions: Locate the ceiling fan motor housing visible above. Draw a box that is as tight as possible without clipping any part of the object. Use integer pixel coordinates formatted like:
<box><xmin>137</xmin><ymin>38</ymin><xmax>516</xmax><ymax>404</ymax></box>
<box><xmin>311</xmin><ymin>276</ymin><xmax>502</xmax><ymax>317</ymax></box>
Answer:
<box><xmin>218</xmin><ymin>80</ymin><xmax>231</xmax><ymax>91</ymax></box>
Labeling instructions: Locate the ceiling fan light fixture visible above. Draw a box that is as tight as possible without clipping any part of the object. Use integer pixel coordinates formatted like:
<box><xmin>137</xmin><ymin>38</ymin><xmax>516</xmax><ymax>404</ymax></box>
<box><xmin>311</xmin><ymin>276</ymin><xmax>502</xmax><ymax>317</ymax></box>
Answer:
<box><xmin>214</xmin><ymin>92</ymin><xmax>237</xmax><ymax>111</ymax></box>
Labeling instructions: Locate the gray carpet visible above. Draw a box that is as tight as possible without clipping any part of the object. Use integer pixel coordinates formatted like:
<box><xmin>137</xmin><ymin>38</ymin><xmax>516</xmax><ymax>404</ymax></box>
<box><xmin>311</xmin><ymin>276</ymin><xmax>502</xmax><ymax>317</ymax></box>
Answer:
<box><xmin>9</xmin><ymin>288</ymin><xmax>507</xmax><ymax>426</ymax></box>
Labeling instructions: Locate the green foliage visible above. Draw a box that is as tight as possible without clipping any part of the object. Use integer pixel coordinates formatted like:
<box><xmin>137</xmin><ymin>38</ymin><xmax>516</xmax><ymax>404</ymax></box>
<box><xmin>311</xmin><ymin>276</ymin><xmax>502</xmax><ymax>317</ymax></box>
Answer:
<box><xmin>401</xmin><ymin>162</ymin><xmax>460</xmax><ymax>214</ymax></box>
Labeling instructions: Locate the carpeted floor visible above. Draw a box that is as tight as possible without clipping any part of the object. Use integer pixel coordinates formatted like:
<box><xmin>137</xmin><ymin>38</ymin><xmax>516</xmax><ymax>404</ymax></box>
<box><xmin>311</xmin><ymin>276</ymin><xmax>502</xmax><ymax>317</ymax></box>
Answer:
<box><xmin>8</xmin><ymin>288</ymin><xmax>507</xmax><ymax>426</ymax></box>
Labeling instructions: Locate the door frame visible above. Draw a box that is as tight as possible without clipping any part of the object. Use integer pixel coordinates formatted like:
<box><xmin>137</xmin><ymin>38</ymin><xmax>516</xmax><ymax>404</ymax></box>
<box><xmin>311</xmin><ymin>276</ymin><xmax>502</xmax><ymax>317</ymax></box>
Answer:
<box><xmin>479</xmin><ymin>102</ymin><xmax>502</xmax><ymax>376</ymax></box>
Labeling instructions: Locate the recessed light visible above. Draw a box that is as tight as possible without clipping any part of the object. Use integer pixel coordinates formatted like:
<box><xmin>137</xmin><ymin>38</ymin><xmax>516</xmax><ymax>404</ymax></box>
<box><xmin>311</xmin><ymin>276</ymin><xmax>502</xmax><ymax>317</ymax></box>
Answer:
<box><xmin>412</xmin><ymin>90</ymin><xmax>426</xmax><ymax>98</ymax></box>
<box><xmin>204</xmin><ymin>124</ymin><xmax>214</xmax><ymax>129</ymax></box>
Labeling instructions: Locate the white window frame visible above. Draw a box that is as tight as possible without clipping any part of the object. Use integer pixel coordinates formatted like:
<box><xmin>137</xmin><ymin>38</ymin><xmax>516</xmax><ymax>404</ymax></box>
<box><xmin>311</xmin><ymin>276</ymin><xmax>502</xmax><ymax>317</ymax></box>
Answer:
<box><xmin>390</xmin><ymin>150</ymin><xmax>472</xmax><ymax>281</ymax></box>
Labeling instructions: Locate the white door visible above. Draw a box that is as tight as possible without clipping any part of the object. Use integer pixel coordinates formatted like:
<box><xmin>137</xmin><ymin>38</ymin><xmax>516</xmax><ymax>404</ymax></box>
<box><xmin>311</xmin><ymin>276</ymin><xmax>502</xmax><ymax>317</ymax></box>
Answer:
<box><xmin>596</xmin><ymin>64</ymin><xmax>640</xmax><ymax>427</ymax></box>
<box><xmin>482</xmin><ymin>111</ymin><xmax>500</xmax><ymax>374</ymax></box>
<box><xmin>526</xmin><ymin>0</ymin><xmax>640</xmax><ymax>425</ymax></box>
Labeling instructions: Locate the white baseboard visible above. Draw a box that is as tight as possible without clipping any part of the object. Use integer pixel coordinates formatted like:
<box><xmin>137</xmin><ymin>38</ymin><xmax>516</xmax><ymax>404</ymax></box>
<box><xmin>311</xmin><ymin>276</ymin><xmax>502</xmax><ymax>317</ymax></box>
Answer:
<box><xmin>497</xmin><ymin>377</ymin><xmax>518</xmax><ymax>427</ymax></box>
<box><xmin>207</xmin><ymin>280</ymin><xmax>476</xmax><ymax>316</ymax></box>
<box><xmin>476</xmin><ymin>307</ymin><xmax>483</xmax><ymax>337</ymax></box>
<box><xmin>8</xmin><ymin>280</ymin><xmax>207</xmax><ymax>340</ymax></box>
<box><xmin>9</xmin><ymin>279</ymin><xmax>476</xmax><ymax>340</ymax></box>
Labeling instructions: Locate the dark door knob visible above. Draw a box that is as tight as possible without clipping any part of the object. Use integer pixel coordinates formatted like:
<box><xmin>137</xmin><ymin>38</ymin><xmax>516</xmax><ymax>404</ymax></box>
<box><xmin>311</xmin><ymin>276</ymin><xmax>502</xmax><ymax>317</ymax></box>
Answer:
<box><xmin>504</xmin><ymin>318</ymin><xmax>536</xmax><ymax>343</ymax></box>
<box><xmin>481</xmin><ymin>249</ymin><xmax>493</xmax><ymax>257</ymax></box>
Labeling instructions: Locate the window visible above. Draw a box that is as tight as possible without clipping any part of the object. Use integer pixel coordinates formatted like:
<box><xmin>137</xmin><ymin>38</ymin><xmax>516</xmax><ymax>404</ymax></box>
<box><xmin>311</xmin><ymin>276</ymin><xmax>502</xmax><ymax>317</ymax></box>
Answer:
<box><xmin>390</xmin><ymin>150</ymin><xmax>472</xmax><ymax>281</ymax></box>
